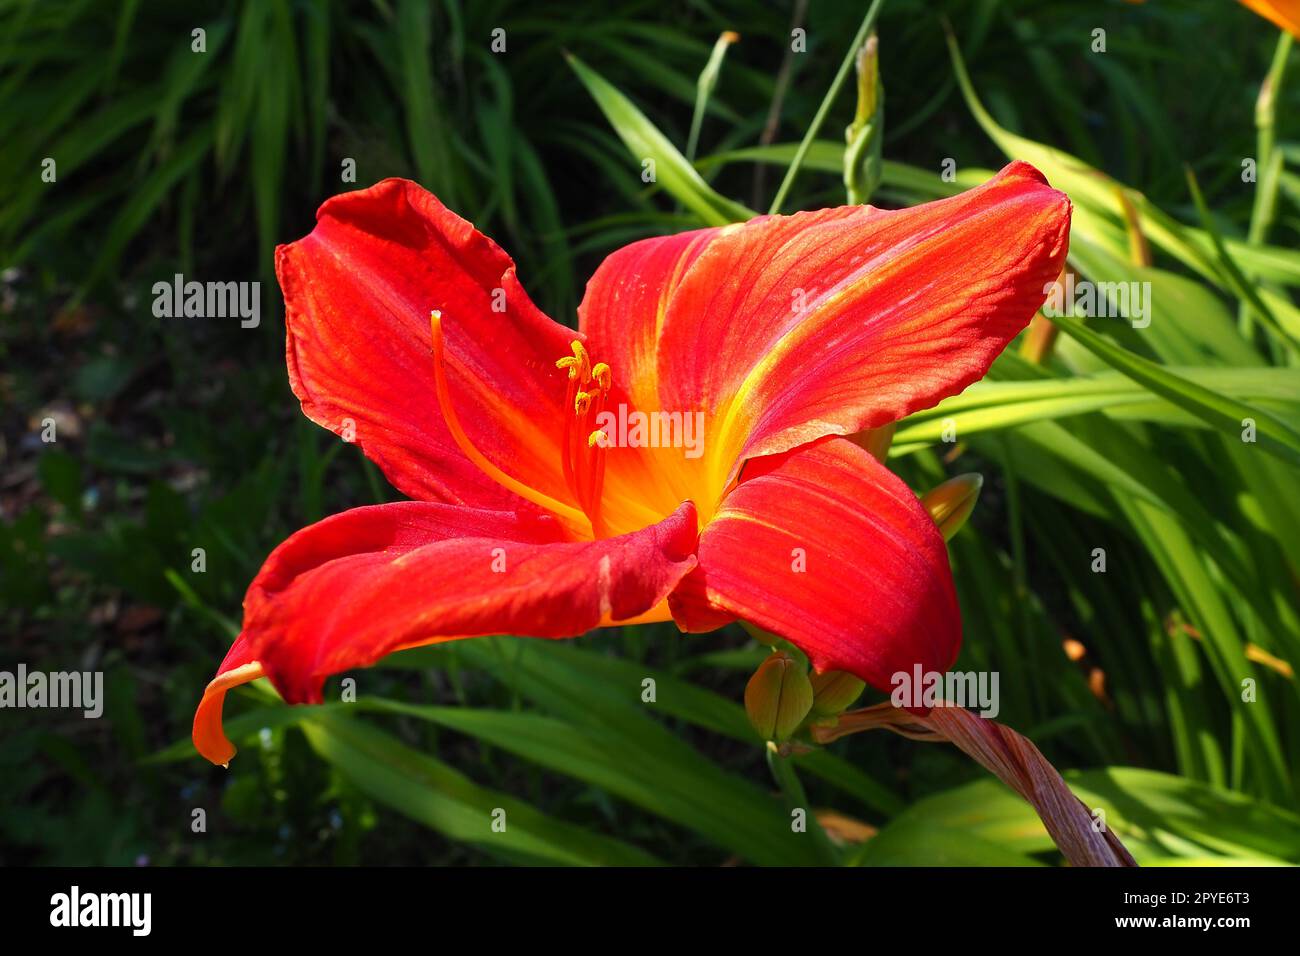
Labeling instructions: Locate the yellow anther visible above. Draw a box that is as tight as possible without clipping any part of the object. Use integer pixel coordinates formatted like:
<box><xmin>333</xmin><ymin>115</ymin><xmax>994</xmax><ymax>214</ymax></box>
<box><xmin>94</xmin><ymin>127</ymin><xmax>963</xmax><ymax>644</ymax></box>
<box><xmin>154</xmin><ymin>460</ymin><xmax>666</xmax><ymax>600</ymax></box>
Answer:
<box><xmin>571</xmin><ymin>341</ymin><xmax>591</xmax><ymax>381</ymax></box>
<box><xmin>574</xmin><ymin>391</ymin><xmax>593</xmax><ymax>415</ymax></box>
<box><xmin>556</xmin><ymin>341</ymin><xmax>591</xmax><ymax>381</ymax></box>
<box><xmin>588</xmin><ymin>429</ymin><xmax>609</xmax><ymax>449</ymax></box>
<box><xmin>591</xmin><ymin>362</ymin><xmax>611</xmax><ymax>393</ymax></box>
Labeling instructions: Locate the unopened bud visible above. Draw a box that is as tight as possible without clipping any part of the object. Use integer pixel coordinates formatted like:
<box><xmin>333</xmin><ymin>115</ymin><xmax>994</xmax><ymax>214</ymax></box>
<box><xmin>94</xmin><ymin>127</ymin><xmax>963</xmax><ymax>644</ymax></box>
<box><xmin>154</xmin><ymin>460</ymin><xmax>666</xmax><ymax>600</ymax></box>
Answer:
<box><xmin>850</xmin><ymin>422</ymin><xmax>895</xmax><ymax>463</ymax></box>
<box><xmin>843</xmin><ymin>31</ymin><xmax>884</xmax><ymax>205</ymax></box>
<box><xmin>745</xmin><ymin>652</ymin><xmax>814</xmax><ymax>742</ymax></box>
<box><xmin>920</xmin><ymin>473</ymin><xmax>983</xmax><ymax>541</ymax></box>
<box><xmin>809</xmin><ymin>670</ymin><xmax>865</xmax><ymax>717</ymax></box>
<box><xmin>851</xmin><ymin>33</ymin><xmax>880</xmax><ymax>129</ymax></box>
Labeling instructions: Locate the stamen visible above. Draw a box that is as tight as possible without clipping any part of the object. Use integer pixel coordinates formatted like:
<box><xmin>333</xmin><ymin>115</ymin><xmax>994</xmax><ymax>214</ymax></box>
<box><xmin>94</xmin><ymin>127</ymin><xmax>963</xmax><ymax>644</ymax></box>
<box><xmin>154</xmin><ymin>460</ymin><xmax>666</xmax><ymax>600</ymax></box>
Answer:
<box><xmin>582</xmin><ymin>382</ymin><xmax>610</xmax><ymax>535</ymax></box>
<box><xmin>430</xmin><ymin>311</ymin><xmax>590</xmax><ymax>531</ymax></box>
<box><xmin>565</xmin><ymin>342</ymin><xmax>591</xmax><ymax>381</ymax></box>
<box><xmin>560</xmin><ymin>364</ymin><xmax>579</xmax><ymax>498</ymax></box>
<box><xmin>553</xmin><ymin>339</ymin><xmax>613</xmax><ymax>537</ymax></box>
<box><xmin>585</xmin><ymin>427</ymin><xmax>610</xmax><ymax>538</ymax></box>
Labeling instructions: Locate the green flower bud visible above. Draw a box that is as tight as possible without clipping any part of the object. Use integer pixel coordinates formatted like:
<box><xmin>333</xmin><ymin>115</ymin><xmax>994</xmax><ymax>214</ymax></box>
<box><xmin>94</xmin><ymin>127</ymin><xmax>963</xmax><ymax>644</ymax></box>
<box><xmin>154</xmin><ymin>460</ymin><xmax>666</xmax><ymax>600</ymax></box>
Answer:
<box><xmin>745</xmin><ymin>652</ymin><xmax>814</xmax><ymax>742</ymax></box>
<box><xmin>809</xmin><ymin>670</ymin><xmax>866</xmax><ymax>717</ymax></box>
<box><xmin>850</xmin><ymin>422</ymin><xmax>895</xmax><ymax>464</ymax></box>
<box><xmin>920</xmin><ymin>473</ymin><xmax>983</xmax><ymax>541</ymax></box>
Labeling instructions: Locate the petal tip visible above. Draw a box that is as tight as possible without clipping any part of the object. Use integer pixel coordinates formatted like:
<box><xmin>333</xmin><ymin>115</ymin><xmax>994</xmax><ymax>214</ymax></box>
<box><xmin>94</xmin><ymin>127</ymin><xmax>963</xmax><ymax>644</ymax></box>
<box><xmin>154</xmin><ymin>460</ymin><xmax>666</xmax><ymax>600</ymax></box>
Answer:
<box><xmin>999</xmin><ymin>158</ymin><xmax>1050</xmax><ymax>187</ymax></box>
<box><xmin>192</xmin><ymin>660</ymin><xmax>264</xmax><ymax>767</ymax></box>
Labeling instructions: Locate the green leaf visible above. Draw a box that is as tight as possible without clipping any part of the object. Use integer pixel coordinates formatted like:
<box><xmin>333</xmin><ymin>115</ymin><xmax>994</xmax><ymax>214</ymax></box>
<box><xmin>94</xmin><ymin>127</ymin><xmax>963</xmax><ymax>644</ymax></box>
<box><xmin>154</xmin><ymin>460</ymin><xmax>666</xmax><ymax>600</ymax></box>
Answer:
<box><xmin>301</xmin><ymin>708</ymin><xmax>662</xmax><ymax>866</ymax></box>
<box><xmin>944</xmin><ymin>29</ymin><xmax>1300</xmax><ymax>290</ymax></box>
<box><xmin>894</xmin><ymin>367</ymin><xmax>1300</xmax><ymax>445</ymax></box>
<box><xmin>448</xmin><ymin>637</ymin><xmax>903</xmax><ymax>815</ymax></box>
<box><xmin>364</xmin><ymin>699</ymin><xmax>819</xmax><ymax>866</ymax></box>
<box><xmin>1050</xmin><ymin>314</ymin><xmax>1300</xmax><ymax>468</ymax></box>
<box><xmin>858</xmin><ymin>768</ymin><xmax>1300</xmax><ymax>865</ymax></box>
<box><xmin>567</xmin><ymin>53</ymin><xmax>753</xmax><ymax>225</ymax></box>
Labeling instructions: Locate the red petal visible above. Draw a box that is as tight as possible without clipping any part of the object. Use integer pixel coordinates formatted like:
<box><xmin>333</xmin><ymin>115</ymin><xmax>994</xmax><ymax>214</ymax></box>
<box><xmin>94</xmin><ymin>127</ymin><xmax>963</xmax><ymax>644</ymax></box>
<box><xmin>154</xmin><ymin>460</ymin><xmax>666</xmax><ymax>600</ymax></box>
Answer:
<box><xmin>192</xmin><ymin>500</ymin><xmax>698</xmax><ymax>765</ymax></box>
<box><xmin>277</xmin><ymin>178</ymin><xmax>580</xmax><ymax>510</ymax></box>
<box><xmin>578</xmin><ymin>226</ymin><xmax>719</xmax><ymax>409</ymax></box>
<box><xmin>669</xmin><ymin>437</ymin><xmax>959</xmax><ymax>692</ymax></box>
<box><xmin>656</xmin><ymin>161</ymin><xmax>1070</xmax><ymax>487</ymax></box>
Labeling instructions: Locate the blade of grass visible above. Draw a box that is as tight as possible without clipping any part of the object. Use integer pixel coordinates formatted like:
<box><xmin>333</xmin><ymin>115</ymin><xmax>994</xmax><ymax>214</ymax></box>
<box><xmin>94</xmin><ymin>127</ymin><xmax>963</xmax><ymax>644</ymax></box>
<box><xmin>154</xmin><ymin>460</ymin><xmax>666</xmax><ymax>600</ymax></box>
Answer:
<box><xmin>567</xmin><ymin>53</ymin><xmax>752</xmax><ymax>225</ymax></box>
<box><xmin>1051</xmin><ymin>314</ymin><xmax>1300</xmax><ymax>468</ymax></box>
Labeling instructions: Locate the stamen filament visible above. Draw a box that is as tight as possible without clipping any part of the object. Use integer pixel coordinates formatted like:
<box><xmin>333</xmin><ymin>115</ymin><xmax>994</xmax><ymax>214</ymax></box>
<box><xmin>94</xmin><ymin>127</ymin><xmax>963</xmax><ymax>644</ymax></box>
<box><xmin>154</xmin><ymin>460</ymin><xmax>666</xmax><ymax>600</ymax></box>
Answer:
<box><xmin>550</xmin><ymin>339</ymin><xmax>616</xmax><ymax>537</ymax></box>
<box><xmin>559</xmin><ymin>370</ymin><xmax>579</xmax><ymax>500</ymax></box>
<box><xmin>582</xmin><ymin>386</ymin><xmax>611</xmax><ymax>535</ymax></box>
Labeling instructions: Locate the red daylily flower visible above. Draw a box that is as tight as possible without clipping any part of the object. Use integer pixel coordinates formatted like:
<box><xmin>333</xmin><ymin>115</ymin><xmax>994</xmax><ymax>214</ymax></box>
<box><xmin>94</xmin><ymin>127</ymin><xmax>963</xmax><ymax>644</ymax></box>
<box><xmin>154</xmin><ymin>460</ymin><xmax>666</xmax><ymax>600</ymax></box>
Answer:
<box><xmin>193</xmin><ymin>161</ymin><xmax>1070</xmax><ymax>766</ymax></box>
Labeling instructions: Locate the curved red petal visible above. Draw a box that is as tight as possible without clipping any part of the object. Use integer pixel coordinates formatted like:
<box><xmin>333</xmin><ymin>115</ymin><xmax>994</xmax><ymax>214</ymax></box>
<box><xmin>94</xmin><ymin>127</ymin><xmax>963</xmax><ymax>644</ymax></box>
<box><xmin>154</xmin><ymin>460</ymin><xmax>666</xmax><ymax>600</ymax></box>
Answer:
<box><xmin>277</xmin><ymin>178</ymin><xmax>580</xmax><ymax>510</ymax></box>
<box><xmin>191</xmin><ymin>635</ymin><xmax>261</xmax><ymax>768</ymax></box>
<box><xmin>669</xmin><ymin>437</ymin><xmax>959</xmax><ymax>692</ymax></box>
<box><xmin>193</xmin><ymin>500</ymin><xmax>698</xmax><ymax>764</ymax></box>
<box><xmin>656</xmin><ymin>161</ymin><xmax>1071</xmax><ymax>487</ymax></box>
<box><xmin>578</xmin><ymin>226</ymin><xmax>719</xmax><ymax>409</ymax></box>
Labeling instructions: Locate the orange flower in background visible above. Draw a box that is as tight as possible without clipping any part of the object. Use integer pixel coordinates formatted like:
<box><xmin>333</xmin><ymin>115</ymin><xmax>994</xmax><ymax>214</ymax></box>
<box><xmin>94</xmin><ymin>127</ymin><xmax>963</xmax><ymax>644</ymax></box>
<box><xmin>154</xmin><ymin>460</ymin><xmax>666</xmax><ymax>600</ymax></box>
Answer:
<box><xmin>193</xmin><ymin>162</ymin><xmax>1070</xmax><ymax>767</ymax></box>
<box><xmin>1240</xmin><ymin>0</ymin><xmax>1300</xmax><ymax>37</ymax></box>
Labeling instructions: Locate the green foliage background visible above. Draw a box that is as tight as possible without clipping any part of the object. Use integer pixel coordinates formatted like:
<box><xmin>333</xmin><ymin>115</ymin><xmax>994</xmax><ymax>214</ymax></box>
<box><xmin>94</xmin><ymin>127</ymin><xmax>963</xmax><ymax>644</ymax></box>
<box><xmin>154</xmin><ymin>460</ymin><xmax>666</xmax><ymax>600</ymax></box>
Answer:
<box><xmin>2</xmin><ymin>0</ymin><xmax>1299</xmax><ymax>865</ymax></box>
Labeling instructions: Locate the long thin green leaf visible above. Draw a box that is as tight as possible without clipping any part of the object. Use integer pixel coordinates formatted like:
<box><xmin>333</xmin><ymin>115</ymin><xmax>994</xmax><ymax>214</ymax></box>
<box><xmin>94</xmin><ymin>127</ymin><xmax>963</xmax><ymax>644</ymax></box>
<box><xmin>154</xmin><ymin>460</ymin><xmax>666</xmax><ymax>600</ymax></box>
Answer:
<box><xmin>567</xmin><ymin>53</ymin><xmax>754</xmax><ymax>225</ymax></box>
<box><xmin>1050</xmin><ymin>314</ymin><xmax>1300</xmax><ymax>468</ymax></box>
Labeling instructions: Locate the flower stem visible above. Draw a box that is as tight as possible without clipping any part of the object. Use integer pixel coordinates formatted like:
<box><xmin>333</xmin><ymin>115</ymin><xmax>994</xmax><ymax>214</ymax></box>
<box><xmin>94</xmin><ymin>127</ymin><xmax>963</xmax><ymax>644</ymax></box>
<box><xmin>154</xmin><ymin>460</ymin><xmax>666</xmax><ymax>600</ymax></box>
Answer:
<box><xmin>765</xmin><ymin>744</ymin><xmax>840</xmax><ymax>865</ymax></box>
